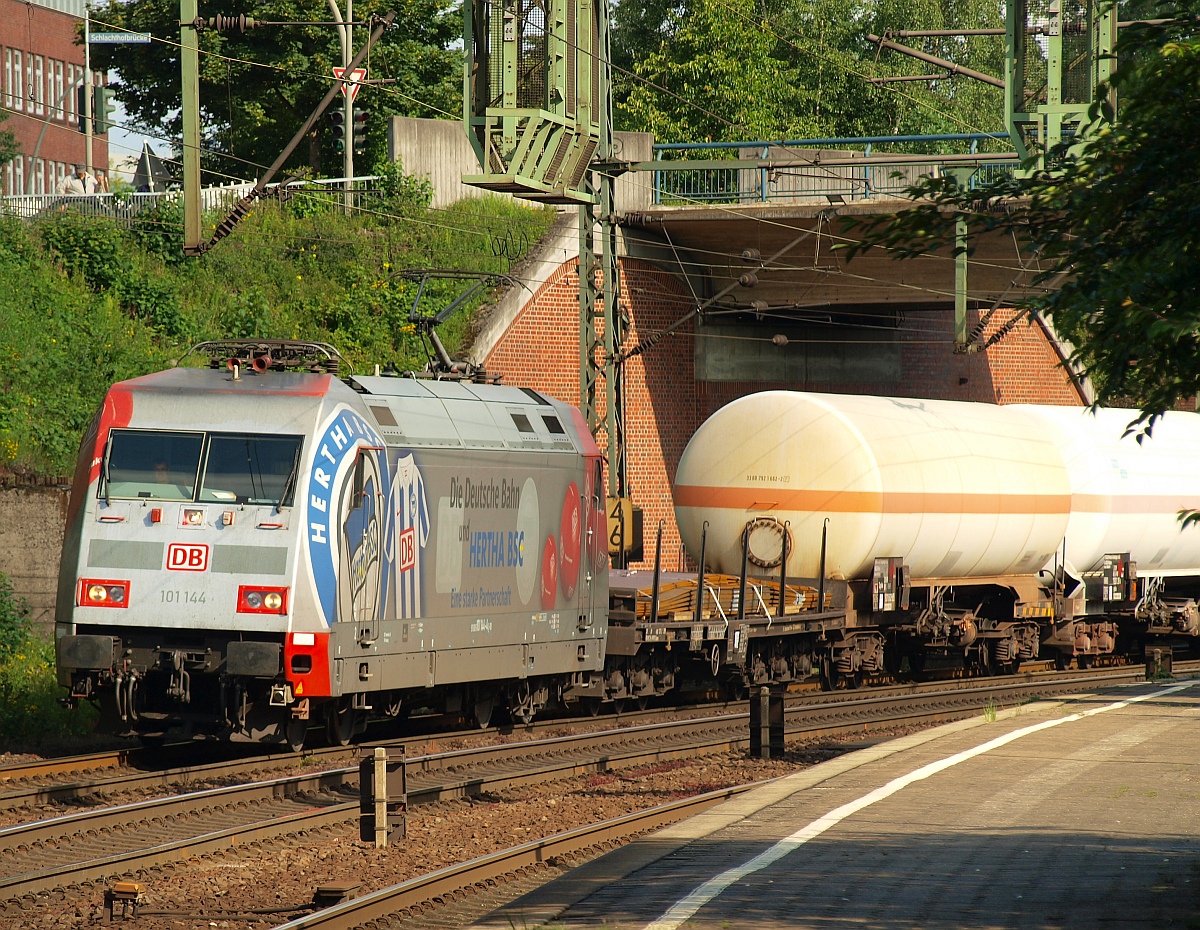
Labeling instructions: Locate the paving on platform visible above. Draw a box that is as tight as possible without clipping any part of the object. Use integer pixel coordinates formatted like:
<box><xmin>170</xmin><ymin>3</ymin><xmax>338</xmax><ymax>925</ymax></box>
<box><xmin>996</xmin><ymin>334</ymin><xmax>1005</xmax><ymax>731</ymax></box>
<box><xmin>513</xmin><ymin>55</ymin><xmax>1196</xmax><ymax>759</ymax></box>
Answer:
<box><xmin>471</xmin><ymin>678</ymin><xmax>1200</xmax><ymax>929</ymax></box>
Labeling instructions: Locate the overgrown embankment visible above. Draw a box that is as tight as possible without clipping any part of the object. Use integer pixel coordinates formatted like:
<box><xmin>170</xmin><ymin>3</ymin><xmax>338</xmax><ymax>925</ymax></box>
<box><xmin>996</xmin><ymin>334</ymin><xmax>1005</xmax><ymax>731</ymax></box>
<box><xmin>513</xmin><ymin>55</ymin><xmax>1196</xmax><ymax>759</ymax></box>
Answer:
<box><xmin>0</xmin><ymin>174</ymin><xmax>555</xmax><ymax>480</ymax></box>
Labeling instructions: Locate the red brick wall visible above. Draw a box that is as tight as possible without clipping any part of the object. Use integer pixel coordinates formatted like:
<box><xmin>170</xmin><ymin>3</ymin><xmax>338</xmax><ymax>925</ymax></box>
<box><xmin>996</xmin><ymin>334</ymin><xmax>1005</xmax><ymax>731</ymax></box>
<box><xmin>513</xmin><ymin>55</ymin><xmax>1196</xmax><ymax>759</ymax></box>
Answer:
<box><xmin>1</xmin><ymin>0</ymin><xmax>108</xmax><ymax>195</ymax></box>
<box><xmin>483</xmin><ymin>257</ymin><xmax>1083</xmax><ymax>569</ymax></box>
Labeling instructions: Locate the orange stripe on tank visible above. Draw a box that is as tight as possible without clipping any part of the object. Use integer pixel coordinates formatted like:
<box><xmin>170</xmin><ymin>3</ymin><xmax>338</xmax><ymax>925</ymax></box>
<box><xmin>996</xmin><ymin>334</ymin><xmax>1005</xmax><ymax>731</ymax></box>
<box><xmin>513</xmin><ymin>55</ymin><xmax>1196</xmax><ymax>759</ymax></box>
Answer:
<box><xmin>673</xmin><ymin>485</ymin><xmax>1072</xmax><ymax>514</ymax></box>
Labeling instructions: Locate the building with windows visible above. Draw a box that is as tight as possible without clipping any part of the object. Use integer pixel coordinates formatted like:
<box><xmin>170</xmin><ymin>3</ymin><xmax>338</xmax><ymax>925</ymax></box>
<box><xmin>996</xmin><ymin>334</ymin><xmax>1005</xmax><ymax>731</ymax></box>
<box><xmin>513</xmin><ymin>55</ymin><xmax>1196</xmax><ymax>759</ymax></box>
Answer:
<box><xmin>1</xmin><ymin>0</ymin><xmax>108</xmax><ymax>195</ymax></box>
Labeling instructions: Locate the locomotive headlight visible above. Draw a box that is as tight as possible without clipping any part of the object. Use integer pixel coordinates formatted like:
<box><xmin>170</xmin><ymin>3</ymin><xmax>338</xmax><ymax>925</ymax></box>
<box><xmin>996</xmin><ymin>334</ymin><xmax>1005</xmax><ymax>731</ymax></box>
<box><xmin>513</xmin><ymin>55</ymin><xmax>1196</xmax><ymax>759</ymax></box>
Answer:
<box><xmin>78</xmin><ymin>578</ymin><xmax>130</xmax><ymax>608</ymax></box>
<box><xmin>237</xmin><ymin>585</ymin><xmax>289</xmax><ymax>614</ymax></box>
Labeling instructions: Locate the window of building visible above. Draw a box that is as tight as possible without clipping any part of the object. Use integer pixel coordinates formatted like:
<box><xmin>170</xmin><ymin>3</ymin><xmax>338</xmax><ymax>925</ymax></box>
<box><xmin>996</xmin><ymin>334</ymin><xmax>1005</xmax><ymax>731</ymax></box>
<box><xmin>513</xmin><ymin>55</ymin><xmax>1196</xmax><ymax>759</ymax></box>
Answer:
<box><xmin>53</xmin><ymin>60</ymin><xmax>63</xmax><ymax>119</ymax></box>
<box><xmin>12</xmin><ymin>50</ymin><xmax>22</xmax><ymax>111</ymax></box>
<box><xmin>3</xmin><ymin>49</ymin><xmax>11</xmax><ymax>109</ymax></box>
<box><xmin>66</xmin><ymin>64</ymin><xmax>77</xmax><ymax>125</ymax></box>
<box><xmin>14</xmin><ymin>157</ymin><xmax>24</xmax><ymax>194</ymax></box>
<box><xmin>34</xmin><ymin>56</ymin><xmax>45</xmax><ymax>116</ymax></box>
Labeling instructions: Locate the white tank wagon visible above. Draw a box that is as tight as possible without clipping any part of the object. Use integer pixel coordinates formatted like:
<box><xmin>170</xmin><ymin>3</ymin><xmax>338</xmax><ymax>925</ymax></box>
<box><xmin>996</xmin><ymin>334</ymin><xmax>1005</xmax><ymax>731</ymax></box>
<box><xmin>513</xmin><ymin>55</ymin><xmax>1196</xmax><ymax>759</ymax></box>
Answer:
<box><xmin>674</xmin><ymin>391</ymin><xmax>1200</xmax><ymax>680</ymax></box>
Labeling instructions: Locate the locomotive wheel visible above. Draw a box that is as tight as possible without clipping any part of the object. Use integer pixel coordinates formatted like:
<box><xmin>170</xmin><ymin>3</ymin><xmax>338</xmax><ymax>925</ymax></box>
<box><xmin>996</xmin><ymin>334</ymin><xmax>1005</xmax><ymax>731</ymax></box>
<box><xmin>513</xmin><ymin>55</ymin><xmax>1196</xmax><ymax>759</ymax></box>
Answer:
<box><xmin>508</xmin><ymin>682</ymin><xmax>535</xmax><ymax>725</ymax></box>
<box><xmin>326</xmin><ymin>702</ymin><xmax>355</xmax><ymax>746</ymax></box>
<box><xmin>473</xmin><ymin>691</ymin><xmax>495</xmax><ymax>729</ymax></box>
<box><xmin>286</xmin><ymin>717</ymin><xmax>308</xmax><ymax>753</ymax></box>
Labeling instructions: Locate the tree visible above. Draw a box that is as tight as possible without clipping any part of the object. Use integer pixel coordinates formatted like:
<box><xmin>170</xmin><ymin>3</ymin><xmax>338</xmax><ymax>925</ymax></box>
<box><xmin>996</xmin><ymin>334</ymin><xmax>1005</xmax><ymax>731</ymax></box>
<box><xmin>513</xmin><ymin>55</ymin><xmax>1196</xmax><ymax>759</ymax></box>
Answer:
<box><xmin>87</xmin><ymin>0</ymin><xmax>460</xmax><ymax>180</ymax></box>
<box><xmin>848</xmin><ymin>7</ymin><xmax>1200</xmax><ymax>432</ymax></box>
<box><xmin>0</xmin><ymin>110</ymin><xmax>17</xmax><ymax>170</ymax></box>
<box><xmin>612</xmin><ymin>0</ymin><xmax>1010</xmax><ymax>143</ymax></box>
<box><xmin>616</xmin><ymin>0</ymin><xmax>816</xmax><ymax>142</ymax></box>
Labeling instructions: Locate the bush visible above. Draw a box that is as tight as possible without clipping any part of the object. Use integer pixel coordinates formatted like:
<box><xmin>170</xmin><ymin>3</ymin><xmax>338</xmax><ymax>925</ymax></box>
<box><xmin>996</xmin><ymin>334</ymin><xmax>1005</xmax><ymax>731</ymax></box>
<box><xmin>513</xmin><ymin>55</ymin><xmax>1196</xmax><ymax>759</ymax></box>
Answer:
<box><xmin>0</xmin><ymin>573</ymin><xmax>30</xmax><ymax>657</ymax></box>
<box><xmin>0</xmin><ymin>573</ymin><xmax>97</xmax><ymax>752</ymax></box>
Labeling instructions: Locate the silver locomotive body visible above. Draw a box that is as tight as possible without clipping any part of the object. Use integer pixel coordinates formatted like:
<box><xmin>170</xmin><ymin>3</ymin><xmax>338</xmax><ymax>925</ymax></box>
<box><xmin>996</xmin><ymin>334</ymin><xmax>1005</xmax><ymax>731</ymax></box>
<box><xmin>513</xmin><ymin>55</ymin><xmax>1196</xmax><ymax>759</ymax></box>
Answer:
<box><xmin>56</xmin><ymin>357</ymin><xmax>607</xmax><ymax>747</ymax></box>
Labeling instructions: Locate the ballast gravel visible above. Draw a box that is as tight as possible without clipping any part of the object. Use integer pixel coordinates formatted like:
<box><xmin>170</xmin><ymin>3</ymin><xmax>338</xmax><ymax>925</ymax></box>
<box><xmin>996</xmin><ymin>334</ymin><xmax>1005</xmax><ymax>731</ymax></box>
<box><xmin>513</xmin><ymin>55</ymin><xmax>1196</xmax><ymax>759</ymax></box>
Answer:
<box><xmin>1</xmin><ymin>728</ymin><xmax>921</xmax><ymax>929</ymax></box>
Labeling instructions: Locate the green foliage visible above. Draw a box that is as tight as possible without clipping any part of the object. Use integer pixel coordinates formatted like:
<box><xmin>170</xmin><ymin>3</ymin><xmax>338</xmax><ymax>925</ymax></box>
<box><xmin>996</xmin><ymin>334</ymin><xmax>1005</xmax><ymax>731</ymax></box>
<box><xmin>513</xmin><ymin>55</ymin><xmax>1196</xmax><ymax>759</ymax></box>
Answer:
<box><xmin>848</xmin><ymin>7</ymin><xmax>1200</xmax><ymax>434</ymax></box>
<box><xmin>0</xmin><ymin>573</ymin><xmax>31</xmax><ymax>659</ymax></box>
<box><xmin>88</xmin><ymin>0</ymin><xmax>461</xmax><ymax>180</ymax></box>
<box><xmin>0</xmin><ymin>108</ymin><xmax>17</xmax><ymax>170</ymax></box>
<box><xmin>370</xmin><ymin>159</ymin><xmax>434</xmax><ymax>213</ymax></box>
<box><xmin>613</xmin><ymin>0</ymin><xmax>1008</xmax><ymax>143</ymax></box>
<box><xmin>0</xmin><ymin>574</ymin><xmax>96</xmax><ymax>751</ymax></box>
<box><xmin>617</xmin><ymin>0</ymin><xmax>815</xmax><ymax>142</ymax></box>
<box><xmin>0</xmin><ymin>187</ymin><xmax>555</xmax><ymax>478</ymax></box>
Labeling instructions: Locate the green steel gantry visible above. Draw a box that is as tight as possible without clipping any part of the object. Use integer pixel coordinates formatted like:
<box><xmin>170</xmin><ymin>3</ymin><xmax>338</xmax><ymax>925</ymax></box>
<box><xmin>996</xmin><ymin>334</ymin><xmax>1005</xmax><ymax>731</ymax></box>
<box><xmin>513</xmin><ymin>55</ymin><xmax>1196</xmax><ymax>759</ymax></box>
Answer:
<box><xmin>1006</xmin><ymin>0</ymin><xmax>1117</xmax><ymax>166</ymax></box>
<box><xmin>462</xmin><ymin>0</ymin><xmax>627</xmax><ymax>520</ymax></box>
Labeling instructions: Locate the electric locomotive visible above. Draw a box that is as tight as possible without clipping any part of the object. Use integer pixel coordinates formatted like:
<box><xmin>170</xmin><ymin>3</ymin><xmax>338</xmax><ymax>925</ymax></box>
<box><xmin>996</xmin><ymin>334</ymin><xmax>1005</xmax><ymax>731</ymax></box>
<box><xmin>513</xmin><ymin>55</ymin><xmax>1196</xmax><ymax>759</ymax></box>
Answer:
<box><xmin>55</xmin><ymin>341</ymin><xmax>608</xmax><ymax>749</ymax></box>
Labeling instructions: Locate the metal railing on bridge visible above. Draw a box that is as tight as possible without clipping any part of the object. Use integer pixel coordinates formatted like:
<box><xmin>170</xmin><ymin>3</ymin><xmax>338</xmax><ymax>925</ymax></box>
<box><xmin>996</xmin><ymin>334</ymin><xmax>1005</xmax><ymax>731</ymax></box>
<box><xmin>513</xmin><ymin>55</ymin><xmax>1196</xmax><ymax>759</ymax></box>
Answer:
<box><xmin>639</xmin><ymin>133</ymin><xmax>1020</xmax><ymax>206</ymax></box>
<box><xmin>0</xmin><ymin>176</ymin><xmax>380</xmax><ymax>221</ymax></box>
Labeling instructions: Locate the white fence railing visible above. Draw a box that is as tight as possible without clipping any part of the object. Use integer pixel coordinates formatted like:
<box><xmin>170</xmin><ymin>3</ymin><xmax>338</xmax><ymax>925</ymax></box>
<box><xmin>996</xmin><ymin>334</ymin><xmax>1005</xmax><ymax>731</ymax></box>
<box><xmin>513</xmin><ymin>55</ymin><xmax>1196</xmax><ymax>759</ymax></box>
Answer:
<box><xmin>0</xmin><ymin>176</ymin><xmax>380</xmax><ymax>220</ymax></box>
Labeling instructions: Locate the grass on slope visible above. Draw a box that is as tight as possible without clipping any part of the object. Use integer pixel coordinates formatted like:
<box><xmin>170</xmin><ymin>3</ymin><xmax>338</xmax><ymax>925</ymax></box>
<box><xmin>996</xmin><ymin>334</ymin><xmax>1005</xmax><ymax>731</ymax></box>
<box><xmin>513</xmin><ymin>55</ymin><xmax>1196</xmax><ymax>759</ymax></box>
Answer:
<box><xmin>0</xmin><ymin>179</ymin><xmax>555</xmax><ymax>479</ymax></box>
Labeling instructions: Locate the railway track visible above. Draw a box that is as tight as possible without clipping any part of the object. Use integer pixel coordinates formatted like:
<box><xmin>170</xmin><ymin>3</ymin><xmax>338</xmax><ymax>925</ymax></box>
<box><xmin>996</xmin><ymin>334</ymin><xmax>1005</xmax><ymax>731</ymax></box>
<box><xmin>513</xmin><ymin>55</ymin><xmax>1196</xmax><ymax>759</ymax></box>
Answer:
<box><xmin>0</xmin><ymin>663</ymin><xmax>1171</xmax><ymax>904</ymax></box>
<box><xmin>2</xmin><ymin>658</ymin><xmax>1182</xmax><ymax>813</ymax></box>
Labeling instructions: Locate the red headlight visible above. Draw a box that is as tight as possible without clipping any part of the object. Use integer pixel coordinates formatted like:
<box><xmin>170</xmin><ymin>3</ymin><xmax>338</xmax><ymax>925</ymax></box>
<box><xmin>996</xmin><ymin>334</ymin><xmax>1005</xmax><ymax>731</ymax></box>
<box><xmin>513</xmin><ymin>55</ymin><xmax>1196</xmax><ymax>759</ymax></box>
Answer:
<box><xmin>77</xmin><ymin>578</ymin><xmax>130</xmax><ymax>608</ymax></box>
<box><xmin>237</xmin><ymin>585</ymin><xmax>289</xmax><ymax>614</ymax></box>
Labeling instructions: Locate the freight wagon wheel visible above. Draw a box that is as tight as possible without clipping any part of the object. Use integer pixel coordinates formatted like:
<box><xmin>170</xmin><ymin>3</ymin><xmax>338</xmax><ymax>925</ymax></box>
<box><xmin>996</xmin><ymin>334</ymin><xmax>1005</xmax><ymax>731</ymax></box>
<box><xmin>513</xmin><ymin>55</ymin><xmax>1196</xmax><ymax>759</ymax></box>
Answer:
<box><xmin>583</xmin><ymin>698</ymin><xmax>603</xmax><ymax>717</ymax></box>
<box><xmin>286</xmin><ymin>717</ymin><xmax>308</xmax><ymax>753</ymax></box>
<box><xmin>1054</xmin><ymin>654</ymin><xmax>1069</xmax><ymax>671</ymax></box>
<box><xmin>819</xmin><ymin>654</ymin><xmax>838</xmax><ymax>692</ymax></box>
<box><xmin>635</xmin><ymin>695</ymin><xmax>650</xmax><ymax>711</ymax></box>
<box><xmin>326</xmin><ymin>701</ymin><xmax>355</xmax><ymax>746</ymax></box>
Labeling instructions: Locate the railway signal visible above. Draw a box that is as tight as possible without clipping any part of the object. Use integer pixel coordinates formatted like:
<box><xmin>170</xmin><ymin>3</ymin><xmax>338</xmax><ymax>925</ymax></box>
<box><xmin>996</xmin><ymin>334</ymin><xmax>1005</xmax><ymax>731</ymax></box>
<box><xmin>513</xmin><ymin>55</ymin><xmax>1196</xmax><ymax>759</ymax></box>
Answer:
<box><xmin>328</xmin><ymin>110</ymin><xmax>346</xmax><ymax>154</ymax></box>
<box><xmin>352</xmin><ymin>110</ymin><xmax>367</xmax><ymax>156</ymax></box>
<box><xmin>76</xmin><ymin>85</ymin><xmax>117</xmax><ymax>134</ymax></box>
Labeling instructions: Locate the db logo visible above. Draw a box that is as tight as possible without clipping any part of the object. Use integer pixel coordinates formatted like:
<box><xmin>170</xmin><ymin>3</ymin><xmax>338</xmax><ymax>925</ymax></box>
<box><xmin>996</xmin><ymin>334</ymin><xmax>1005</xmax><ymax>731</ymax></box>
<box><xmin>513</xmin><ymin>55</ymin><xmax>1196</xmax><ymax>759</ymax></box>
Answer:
<box><xmin>398</xmin><ymin>527</ymin><xmax>416</xmax><ymax>573</ymax></box>
<box><xmin>167</xmin><ymin>543</ymin><xmax>210</xmax><ymax>572</ymax></box>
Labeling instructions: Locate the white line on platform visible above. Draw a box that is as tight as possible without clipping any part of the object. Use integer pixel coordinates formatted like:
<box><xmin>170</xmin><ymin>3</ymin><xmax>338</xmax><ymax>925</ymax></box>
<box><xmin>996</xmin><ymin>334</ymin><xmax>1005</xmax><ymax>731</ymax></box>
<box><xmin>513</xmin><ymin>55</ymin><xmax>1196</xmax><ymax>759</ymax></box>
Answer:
<box><xmin>642</xmin><ymin>680</ymin><xmax>1198</xmax><ymax>930</ymax></box>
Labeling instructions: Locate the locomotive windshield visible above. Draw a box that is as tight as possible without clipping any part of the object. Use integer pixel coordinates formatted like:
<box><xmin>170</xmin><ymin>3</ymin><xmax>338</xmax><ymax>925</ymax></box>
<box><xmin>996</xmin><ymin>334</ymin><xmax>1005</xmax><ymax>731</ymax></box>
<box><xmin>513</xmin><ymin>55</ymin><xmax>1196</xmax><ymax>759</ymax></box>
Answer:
<box><xmin>102</xmin><ymin>429</ymin><xmax>303</xmax><ymax>506</ymax></box>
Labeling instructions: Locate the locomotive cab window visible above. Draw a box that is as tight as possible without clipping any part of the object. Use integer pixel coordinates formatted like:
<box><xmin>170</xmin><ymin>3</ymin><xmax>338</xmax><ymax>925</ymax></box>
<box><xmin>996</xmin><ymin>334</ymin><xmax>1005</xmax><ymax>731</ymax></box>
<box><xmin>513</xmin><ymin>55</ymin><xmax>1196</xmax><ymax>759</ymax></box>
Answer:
<box><xmin>101</xmin><ymin>430</ymin><xmax>303</xmax><ymax>506</ymax></box>
<box><xmin>103</xmin><ymin>430</ymin><xmax>204</xmax><ymax>501</ymax></box>
<box><xmin>201</xmin><ymin>434</ymin><xmax>304</xmax><ymax>505</ymax></box>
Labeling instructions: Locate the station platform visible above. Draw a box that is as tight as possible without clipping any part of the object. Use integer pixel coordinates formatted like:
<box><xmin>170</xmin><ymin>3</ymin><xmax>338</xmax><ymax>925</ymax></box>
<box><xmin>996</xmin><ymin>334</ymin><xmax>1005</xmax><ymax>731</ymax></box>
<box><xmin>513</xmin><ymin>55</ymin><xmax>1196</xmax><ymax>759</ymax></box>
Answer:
<box><xmin>473</xmin><ymin>679</ymin><xmax>1200</xmax><ymax>929</ymax></box>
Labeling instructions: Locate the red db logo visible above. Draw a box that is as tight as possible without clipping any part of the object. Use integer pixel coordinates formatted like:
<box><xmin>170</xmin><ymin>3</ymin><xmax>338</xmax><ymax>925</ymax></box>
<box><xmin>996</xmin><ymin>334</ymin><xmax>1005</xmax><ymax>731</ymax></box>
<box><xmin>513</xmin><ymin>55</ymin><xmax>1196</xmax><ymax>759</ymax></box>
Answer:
<box><xmin>167</xmin><ymin>543</ymin><xmax>210</xmax><ymax>572</ymax></box>
<box><xmin>398</xmin><ymin>527</ymin><xmax>416</xmax><ymax>573</ymax></box>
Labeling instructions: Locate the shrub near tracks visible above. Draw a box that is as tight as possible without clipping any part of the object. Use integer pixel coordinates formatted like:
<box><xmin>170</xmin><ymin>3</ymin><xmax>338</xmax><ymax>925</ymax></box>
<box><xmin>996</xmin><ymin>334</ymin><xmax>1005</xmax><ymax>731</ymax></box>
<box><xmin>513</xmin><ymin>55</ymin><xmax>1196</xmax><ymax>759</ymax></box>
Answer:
<box><xmin>0</xmin><ymin>572</ymin><xmax>97</xmax><ymax>752</ymax></box>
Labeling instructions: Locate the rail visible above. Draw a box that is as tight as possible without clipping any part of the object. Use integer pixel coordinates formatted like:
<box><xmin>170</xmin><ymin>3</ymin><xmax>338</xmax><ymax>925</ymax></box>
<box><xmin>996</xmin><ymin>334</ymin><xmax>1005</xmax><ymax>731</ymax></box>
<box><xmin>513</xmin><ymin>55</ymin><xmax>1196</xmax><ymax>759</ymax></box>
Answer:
<box><xmin>0</xmin><ymin>664</ymin><xmax>1165</xmax><ymax>900</ymax></box>
<box><xmin>636</xmin><ymin>132</ymin><xmax>1021</xmax><ymax>206</ymax></box>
